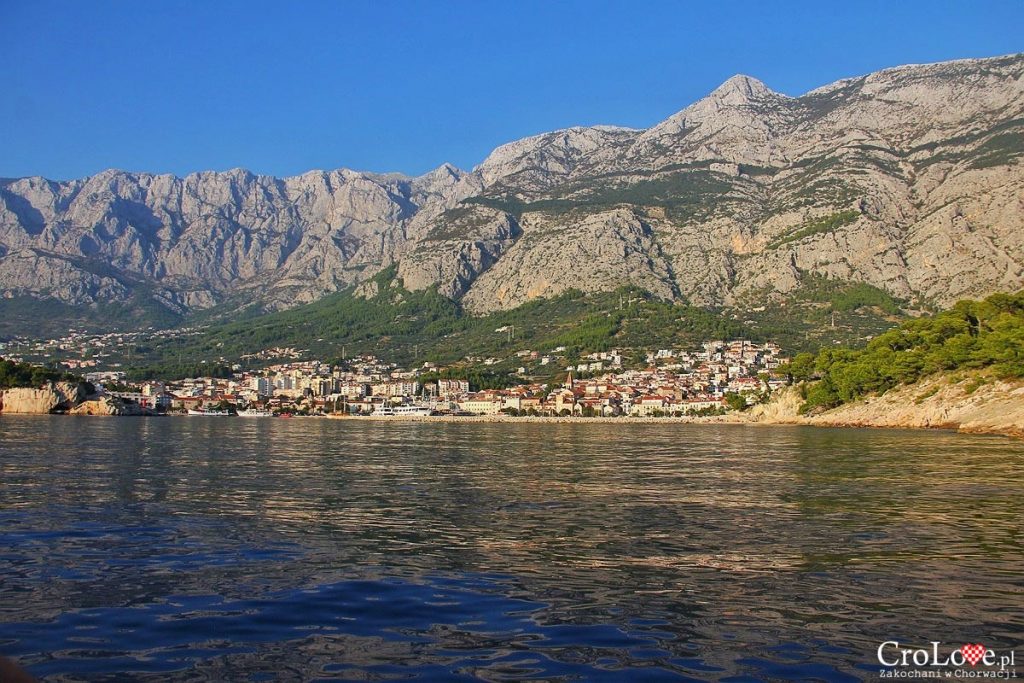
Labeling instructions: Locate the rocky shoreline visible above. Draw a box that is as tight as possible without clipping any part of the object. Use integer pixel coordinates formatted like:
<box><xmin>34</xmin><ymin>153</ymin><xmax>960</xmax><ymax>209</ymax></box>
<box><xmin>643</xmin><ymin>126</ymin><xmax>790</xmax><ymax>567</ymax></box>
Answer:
<box><xmin>0</xmin><ymin>382</ymin><xmax>149</xmax><ymax>416</ymax></box>
<box><xmin>743</xmin><ymin>373</ymin><xmax>1024</xmax><ymax>439</ymax></box>
<box><xmin>4</xmin><ymin>375</ymin><xmax>1021</xmax><ymax>439</ymax></box>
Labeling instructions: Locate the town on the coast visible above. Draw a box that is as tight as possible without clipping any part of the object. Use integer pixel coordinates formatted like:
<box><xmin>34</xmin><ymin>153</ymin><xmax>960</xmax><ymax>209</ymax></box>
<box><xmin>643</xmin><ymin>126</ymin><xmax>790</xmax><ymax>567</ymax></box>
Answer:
<box><xmin>0</xmin><ymin>333</ymin><xmax>790</xmax><ymax>417</ymax></box>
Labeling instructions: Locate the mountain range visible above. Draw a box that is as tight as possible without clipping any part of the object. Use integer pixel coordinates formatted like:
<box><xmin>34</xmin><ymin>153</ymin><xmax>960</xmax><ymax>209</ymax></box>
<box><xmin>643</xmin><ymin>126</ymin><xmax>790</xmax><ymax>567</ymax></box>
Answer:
<box><xmin>1</xmin><ymin>53</ymin><xmax>1022</xmax><ymax>334</ymax></box>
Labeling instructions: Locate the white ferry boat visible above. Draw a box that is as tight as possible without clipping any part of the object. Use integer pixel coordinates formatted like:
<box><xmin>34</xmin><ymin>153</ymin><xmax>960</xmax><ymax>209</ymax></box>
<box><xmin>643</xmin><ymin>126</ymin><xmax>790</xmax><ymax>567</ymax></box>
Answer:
<box><xmin>373</xmin><ymin>405</ymin><xmax>433</xmax><ymax>417</ymax></box>
<box><xmin>237</xmin><ymin>408</ymin><xmax>275</xmax><ymax>417</ymax></box>
<box><xmin>186</xmin><ymin>408</ymin><xmax>231</xmax><ymax>416</ymax></box>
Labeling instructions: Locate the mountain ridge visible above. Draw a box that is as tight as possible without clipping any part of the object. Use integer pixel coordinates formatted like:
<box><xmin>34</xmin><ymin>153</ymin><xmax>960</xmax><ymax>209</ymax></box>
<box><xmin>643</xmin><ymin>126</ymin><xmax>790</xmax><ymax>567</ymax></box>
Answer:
<box><xmin>2</xmin><ymin>52</ymin><xmax>1022</xmax><ymax>333</ymax></box>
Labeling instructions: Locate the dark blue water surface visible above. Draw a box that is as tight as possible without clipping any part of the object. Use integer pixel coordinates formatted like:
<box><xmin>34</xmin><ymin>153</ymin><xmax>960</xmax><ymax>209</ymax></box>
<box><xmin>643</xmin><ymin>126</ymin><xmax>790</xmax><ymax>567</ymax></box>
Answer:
<box><xmin>1</xmin><ymin>417</ymin><xmax>1022</xmax><ymax>681</ymax></box>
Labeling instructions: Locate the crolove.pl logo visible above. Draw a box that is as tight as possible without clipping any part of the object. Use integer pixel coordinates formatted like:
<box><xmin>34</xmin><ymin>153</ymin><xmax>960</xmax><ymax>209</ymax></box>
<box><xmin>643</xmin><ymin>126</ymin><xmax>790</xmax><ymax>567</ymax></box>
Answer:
<box><xmin>878</xmin><ymin>641</ymin><xmax>1018</xmax><ymax>679</ymax></box>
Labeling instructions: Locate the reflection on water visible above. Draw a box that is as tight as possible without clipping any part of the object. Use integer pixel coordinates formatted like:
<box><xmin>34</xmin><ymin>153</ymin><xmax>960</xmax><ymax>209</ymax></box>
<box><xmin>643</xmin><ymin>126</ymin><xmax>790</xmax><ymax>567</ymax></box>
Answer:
<box><xmin>1</xmin><ymin>417</ymin><xmax>1022</xmax><ymax>681</ymax></box>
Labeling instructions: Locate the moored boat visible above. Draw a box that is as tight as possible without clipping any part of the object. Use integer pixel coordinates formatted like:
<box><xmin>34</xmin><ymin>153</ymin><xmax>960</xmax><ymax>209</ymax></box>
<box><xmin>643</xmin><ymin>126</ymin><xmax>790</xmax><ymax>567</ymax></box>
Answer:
<box><xmin>373</xmin><ymin>405</ymin><xmax>434</xmax><ymax>417</ymax></box>
<box><xmin>237</xmin><ymin>408</ymin><xmax>274</xmax><ymax>417</ymax></box>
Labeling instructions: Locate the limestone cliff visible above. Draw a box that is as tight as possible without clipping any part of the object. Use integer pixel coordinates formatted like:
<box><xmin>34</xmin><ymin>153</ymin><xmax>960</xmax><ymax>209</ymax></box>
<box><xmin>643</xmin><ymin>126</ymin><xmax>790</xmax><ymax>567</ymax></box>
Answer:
<box><xmin>1</xmin><ymin>53</ymin><xmax>1022</xmax><ymax>328</ymax></box>
<box><xmin>0</xmin><ymin>382</ymin><xmax>88</xmax><ymax>414</ymax></box>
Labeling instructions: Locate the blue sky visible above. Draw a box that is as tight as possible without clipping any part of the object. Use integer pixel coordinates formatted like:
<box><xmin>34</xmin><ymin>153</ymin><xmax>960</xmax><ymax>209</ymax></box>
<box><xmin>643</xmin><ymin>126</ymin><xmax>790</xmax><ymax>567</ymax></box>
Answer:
<box><xmin>3</xmin><ymin>0</ymin><xmax>1021</xmax><ymax>180</ymax></box>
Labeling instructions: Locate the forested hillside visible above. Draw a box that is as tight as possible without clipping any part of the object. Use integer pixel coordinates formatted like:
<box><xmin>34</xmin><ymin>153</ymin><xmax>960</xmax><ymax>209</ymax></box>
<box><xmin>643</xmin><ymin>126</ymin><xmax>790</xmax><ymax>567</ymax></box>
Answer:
<box><xmin>783</xmin><ymin>291</ymin><xmax>1024</xmax><ymax>413</ymax></box>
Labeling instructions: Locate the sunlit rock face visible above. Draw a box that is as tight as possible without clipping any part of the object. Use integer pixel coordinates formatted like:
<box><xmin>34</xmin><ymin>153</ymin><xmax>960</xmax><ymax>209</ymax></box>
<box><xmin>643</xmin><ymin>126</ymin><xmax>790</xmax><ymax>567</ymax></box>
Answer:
<box><xmin>1</xmin><ymin>54</ymin><xmax>1022</xmax><ymax>323</ymax></box>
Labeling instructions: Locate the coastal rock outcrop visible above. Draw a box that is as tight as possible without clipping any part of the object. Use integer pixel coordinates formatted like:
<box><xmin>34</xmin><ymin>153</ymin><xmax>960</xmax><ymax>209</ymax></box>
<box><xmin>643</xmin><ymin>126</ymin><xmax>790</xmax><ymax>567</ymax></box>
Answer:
<box><xmin>0</xmin><ymin>381</ymin><xmax>89</xmax><ymax>414</ymax></box>
<box><xmin>68</xmin><ymin>396</ymin><xmax>147</xmax><ymax>416</ymax></box>
<box><xmin>748</xmin><ymin>374</ymin><xmax>1024</xmax><ymax>438</ymax></box>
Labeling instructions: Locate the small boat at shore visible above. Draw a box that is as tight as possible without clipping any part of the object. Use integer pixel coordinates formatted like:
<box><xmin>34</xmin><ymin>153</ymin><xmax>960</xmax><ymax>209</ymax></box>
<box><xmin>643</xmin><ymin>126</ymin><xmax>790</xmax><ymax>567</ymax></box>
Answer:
<box><xmin>187</xmin><ymin>408</ymin><xmax>231</xmax><ymax>416</ymax></box>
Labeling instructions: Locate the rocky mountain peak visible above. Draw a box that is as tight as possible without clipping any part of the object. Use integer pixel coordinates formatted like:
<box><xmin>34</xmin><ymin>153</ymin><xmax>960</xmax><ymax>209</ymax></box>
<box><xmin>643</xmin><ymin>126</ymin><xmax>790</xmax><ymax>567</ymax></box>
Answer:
<box><xmin>420</xmin><ymin>162</ymin><xmax>464</xmax><ymax>183</ymax></box>
<box><xmin>706</xmin><ymin>74</ymin><xmax>784</xmax><ymax>105</ymax></box>
<box><xmin>474</xmin><ymin>125</ymin><xmax>639</xmax><ymax>189</ymax></box>
<box><xmin>638</xmin><ymin>72</ymin><xmax>790</xmax><ymax>147</ymax></box>
<box><xmin>633</xmin><ymin>73</ymin><xmax>795</xmax><ymax>164</ymax></box>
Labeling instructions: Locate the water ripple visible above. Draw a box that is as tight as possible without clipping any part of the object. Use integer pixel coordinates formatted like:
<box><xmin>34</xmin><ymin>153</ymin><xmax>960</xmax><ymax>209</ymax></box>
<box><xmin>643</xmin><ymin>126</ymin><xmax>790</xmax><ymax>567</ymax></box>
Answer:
<box><xmin>1</xmin><ymin>418</ymin><xmax>1022</xmax><ymax>680</ymax></box>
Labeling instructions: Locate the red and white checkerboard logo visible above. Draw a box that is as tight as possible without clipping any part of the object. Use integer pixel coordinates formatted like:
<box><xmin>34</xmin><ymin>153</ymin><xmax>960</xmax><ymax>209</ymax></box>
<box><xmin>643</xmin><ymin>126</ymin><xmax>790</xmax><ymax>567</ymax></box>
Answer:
<box><xmin>878</xmin><ymin>640</ymin><xmax>1016</xmax><ymax>671</ymax></box>
<box><xmin>961</xmin><ymin>643</ymin><xmax>986</xmax><ymax>667</ymax></box>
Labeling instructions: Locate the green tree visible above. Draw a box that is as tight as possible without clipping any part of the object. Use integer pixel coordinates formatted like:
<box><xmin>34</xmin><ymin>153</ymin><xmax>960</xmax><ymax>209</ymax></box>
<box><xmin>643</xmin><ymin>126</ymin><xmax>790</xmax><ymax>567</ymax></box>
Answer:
<box><xmin>724</xmin><ymin>393</ymin><xmax>749</xmax><ymax>412</ymax></box>
<box><xmin>780</xmin><ymin>352</ymin><xmax>816</xmax><ymax>383</ymax></box>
